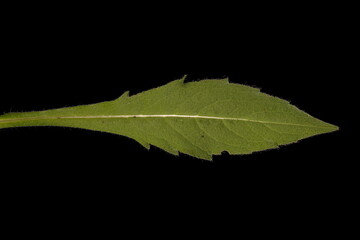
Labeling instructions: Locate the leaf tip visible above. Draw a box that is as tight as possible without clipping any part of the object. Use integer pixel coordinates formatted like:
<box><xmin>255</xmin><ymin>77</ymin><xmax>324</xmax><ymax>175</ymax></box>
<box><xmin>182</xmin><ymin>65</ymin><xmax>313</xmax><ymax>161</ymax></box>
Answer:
<box><xmin>316</xmin><ymin>119</ymin><xmax>339</xmax><ymax>134</ymax></box>
<box><xmin>328</xmin><ymin>123</ymin><xmax>340</xmax><ymax>132</ymax></box>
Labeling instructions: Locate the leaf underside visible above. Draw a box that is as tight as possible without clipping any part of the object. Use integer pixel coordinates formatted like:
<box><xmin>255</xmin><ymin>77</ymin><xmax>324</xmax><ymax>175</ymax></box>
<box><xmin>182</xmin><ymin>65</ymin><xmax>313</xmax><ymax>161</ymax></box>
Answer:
<box><xmin>0</xmin><ymin>76</ymin><xmax>338</xmax><ymax>160</ymax></box>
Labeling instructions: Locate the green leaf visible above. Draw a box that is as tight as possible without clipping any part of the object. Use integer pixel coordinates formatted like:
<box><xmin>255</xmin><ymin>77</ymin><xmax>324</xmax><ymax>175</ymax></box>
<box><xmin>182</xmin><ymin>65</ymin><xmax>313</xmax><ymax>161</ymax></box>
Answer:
<box><xmin>0</xmin><ymin>76</ymin><xmax>338</xmax><ymax>160</ymax></box>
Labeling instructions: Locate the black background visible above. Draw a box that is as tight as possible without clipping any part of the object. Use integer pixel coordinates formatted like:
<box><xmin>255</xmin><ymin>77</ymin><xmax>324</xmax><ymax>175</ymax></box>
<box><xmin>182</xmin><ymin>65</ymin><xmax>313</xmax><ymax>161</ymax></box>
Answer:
<box><xmin>0</xmin><ymin>3</ymin><xmax>355</xmax><ymax>235</ymax></box>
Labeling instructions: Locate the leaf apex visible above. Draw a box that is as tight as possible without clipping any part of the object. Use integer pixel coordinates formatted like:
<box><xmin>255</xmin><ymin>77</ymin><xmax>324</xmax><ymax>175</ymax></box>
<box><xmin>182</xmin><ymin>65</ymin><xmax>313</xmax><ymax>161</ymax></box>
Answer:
<box><xmin>327</xmin><ymin>123</ymin><xmax>340</xmax><ymax>132</ymax></box>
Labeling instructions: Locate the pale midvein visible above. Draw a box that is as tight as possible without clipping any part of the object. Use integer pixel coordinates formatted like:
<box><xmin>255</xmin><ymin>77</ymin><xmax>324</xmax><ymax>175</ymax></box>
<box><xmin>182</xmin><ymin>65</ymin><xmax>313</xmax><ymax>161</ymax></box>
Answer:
<box><xmin>0</xmin><ymin>114</ymin><xmax>324</xmax><ymax>128</ymax></box>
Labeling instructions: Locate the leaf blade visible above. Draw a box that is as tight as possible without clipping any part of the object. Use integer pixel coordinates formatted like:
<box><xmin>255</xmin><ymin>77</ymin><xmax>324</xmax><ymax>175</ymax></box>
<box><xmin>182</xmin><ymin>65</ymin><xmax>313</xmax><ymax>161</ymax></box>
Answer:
<box><xmin>0</xmin><ymin>77</ymin><xmax>338</xmax><ymax>160</ymax></box>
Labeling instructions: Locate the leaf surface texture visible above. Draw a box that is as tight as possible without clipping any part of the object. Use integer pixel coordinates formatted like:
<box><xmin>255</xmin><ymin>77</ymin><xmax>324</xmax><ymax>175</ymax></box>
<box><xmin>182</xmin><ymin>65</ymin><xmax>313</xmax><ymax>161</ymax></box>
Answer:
<box><xmin>0</xmin><ymin>77</ymin><xmax>338</xmax><ymax>160</ymax></box>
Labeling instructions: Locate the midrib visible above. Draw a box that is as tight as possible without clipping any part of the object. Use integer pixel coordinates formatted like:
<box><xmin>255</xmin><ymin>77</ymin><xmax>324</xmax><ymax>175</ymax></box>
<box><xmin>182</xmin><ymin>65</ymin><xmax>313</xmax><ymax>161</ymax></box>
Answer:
<box><xmin>0</xmin><ymin>114</ymin><xmax>326</xmax><ymax>128</ymax></box>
